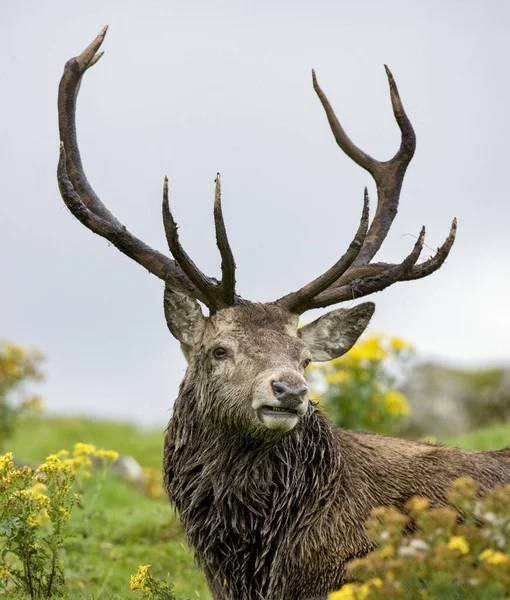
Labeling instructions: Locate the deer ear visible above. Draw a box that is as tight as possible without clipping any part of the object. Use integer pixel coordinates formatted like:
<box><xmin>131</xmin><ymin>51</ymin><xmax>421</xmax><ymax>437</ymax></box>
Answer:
<box><xmin>164</xmin><ymin>285</ymin><xmax>206</xmax><ymax>359</ymax></box>
<box><xmin>298</xmin><ymin>302</ymin><xmax>375</xmax><ymax>362</ymax></box>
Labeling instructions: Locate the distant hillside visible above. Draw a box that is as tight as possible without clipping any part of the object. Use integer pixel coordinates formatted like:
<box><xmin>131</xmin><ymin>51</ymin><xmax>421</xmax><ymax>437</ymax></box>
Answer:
<box><xmin>400</xmin><ymin>363</ymin><xmax>510</xmax><ymax>438</ymax></box>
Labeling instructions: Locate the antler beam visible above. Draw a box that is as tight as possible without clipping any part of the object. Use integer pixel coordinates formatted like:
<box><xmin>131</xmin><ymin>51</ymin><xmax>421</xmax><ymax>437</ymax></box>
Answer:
<box><xmin>57</xmin><ymin>26</ymin><xmax>238</xmax><ymax>313</ymax></box>
<box><xmin>276</xmin><ymin>67</ymin><xmax>456</xmax><ymax>314</ymax></box>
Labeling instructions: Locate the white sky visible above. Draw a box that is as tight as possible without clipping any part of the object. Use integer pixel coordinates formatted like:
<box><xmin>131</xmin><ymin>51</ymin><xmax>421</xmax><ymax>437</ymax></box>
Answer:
<box><xmin>2</xmin><ymin>0</ymin><xmax>510</xmax><ymax>424</ymax></box>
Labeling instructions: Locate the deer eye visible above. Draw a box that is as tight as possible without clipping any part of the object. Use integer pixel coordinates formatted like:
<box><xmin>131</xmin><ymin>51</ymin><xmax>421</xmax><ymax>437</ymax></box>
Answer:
<box><xmin>302</xmin><ymin>358</ymin><xmax>312</xmax><ymax>369</ymax></box>
<box><xmin>213</xmin><ymin>347</ymin><xmax>228</xmax><ymax>360</ymax></box>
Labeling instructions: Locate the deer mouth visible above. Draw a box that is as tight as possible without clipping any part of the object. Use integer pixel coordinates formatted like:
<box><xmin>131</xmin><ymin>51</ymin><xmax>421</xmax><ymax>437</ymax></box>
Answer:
<box><xmin>257</xmin><ymin>404</ymin><xmax>304</xmax><ymax>432</ymax></box>
<box><xmin>260</xmin><ymin>406</ymin><xmax>299</xmax><ymax>417</ymax></box>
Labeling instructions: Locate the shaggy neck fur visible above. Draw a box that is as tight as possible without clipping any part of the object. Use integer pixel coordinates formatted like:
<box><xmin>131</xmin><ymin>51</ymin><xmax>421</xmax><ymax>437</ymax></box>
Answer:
<box><xmin>164</xmin><ymin>380</ymin><xmax>348</xmax><ymax>600</ymax></box>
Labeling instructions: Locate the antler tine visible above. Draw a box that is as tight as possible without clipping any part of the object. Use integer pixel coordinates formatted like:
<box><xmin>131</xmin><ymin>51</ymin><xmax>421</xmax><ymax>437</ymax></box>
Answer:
<box><xmin>320</xmin><ymin>218</ymin><xmax>457</xmax><ymax>291</ymax></box>
<box><xmin>213</xmin><ymin>174</ymin><xmax>237</xmax><ymax>305</ymax></box>
<box><xmin>312</xmin><ymin>70</ymin><xmax>378</xmax><ymax>174</ymax></box>
<box><xmin>277</xmin><ymin>188</ymin><xmax>370</xmax><ymax>313</ymax></box>
<box><xmin>309</xmin><ymin>227</ymin><xmax>426</xmax><ymax>310</ymax></box>
<box><xmin>57</xmin><ymin>28</ymin><xmax>201</xmax><ymax>299</ymax></box>
<box><xmin>313</xmin><ymin>66</ymin><xmax>416</xmax><ymax>267</ymax></box>
<box><xmin>162</xmin><ymin>177</ymin><xmax>225</xmax><ymax>311</ymax></box>
<box><xmin>402</xmin><ymin>218</ymin><xmax>457</xmax><ymax>281</ymax></box>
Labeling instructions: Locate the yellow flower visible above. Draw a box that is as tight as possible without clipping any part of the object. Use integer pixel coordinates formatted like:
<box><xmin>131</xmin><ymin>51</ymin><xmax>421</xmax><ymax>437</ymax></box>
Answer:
<box><xmin>360</xmin><ymin>336</ymin><xmax>388</xmax><ymax>362</ymax></box>
<box><xmin>328</xmin><ymin>582</ymin><xmax>369</xmax><ymax>600</ymax></box>
<box><xmin>368</xmin><ymin>578</ymin><xmax>383</xmax><ymax>589</ymax></box>
<box><xmin>0</xmin><ymin>566</ymin><xmax>9</xmax><ymax>578</ymax></box>
<box><xmin>58</xmin><ymin>507</ymin><xmax>71</xmax><ymax>520</ymax></box>
<box><xmin>35</xmin><ymin>494</ymin><xmax>50</xmax><ymax>507</ymax></box>
<box><xmin>95</xmin><ymin>449</ymin><xmax>119</xmax><ymax>461</ymax></box>
<box><xmin>27</xmin><ymin>514</ymin><xmax>39</xmax><ymax>528</ymax></box>
<box><xmin>447</xmin><ymin>536</ymin><xmax>470</xmax><ymax>555</ymax></box>
<box><xmin>0</xmin><ymin>452</ymin><xmax>13</xmax><ymax>471</ymax></box>
<box><xmin>384</xmin><ymin>391</ymin><xmax>410</xmax><ymax>416</ymax></box>
<box><xmin>479</xmin><ymin>549</ymin><xmax>509</xmax><ymax>565</ymax></box>
<box><xmin>390</xmin><ymin>337</ymin><xmax>414</xmax><ymax>352</ymax></box>
<box><xmin>30</xmin><ymin>482</ymin><xmax>47</xmax><ymax>495</ymax></box>
<box><xmin>379</xmin><ymin>544</ymin><xmax>395</xmax><ymax>559</ymax></box>
<box><xmin>74</xmin><ymin>442</ymin><xmax>96</xmax><ymax>455</ymax></box>
<box><xmin>325</xmin><ymin>370</ymin><xmax>350</xmax><ymax>385</ymax></box>
<box><xmin>130</xmin><ymin>564</ymin><xmax>152</xmax><ymax>592</ymax></box>
<box><xmin>36</xmin><ymin>509</ymin><xmax>50</xmax><ymax>525</ymax></box>
<box><xmin>405</xmin><ymin>496</ymin><xmax>430</xmax><ymax>515</ymax></box>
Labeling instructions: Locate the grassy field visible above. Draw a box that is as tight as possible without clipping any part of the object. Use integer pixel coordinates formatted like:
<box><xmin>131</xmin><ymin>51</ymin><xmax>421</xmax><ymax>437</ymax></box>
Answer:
<box><xmin>6</xmin><ymin>415</ymin><xmax>510</xmax><ymax>599</ymax></box>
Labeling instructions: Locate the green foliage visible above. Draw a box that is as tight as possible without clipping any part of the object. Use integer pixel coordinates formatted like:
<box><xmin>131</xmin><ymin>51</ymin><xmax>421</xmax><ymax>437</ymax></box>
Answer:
<box><xmin>329</xmin><ymin>478</ymin><xmax>510</xmax><ymax>600</ymax></box>
<box><xmin>448</xmin><ymin>423</ymin><xmax>510</xmax><ymax>451</ymax></box>
<box><xmin>308</xmin><ymin>333</ymin><xmax>414</xmax><ymax>434</ymax></box>
<box><xmin>0</xmin><ymin>342</ymin><xmax>44</xmax><ymax>451</ymax></box>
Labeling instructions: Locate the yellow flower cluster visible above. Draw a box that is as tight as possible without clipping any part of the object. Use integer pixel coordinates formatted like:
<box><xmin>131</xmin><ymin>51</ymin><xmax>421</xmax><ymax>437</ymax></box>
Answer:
<box><xmin>130</xmin><ymin>564</ymin><xmax>152</xmax><ymax>592</ymax></box>
<box><xmin>447</xmin><ymin>536</ymin><xmax>470</xmax><ymax>555</ymax></box>
<box><xmin>479</xmin><ymin>549</ymin><xmax>509</xmax><ymax>566</ymax></box>
<box><xmin>74</xmin><ymin>443</ymin><xmax>96</xmax><ymax>455</ymax></box>
<box><xmin>0</xmin><ymin>452</ymin><xmax>13</xmax><ymax>471</ymax></box>
<box><xmin>95</xmin><ymin>449</ymin><xmax>119</xmax><ymax>461</ymax></box>
<box><xmin>26</xmin><ymin>514</ymin><xmax>39</xmax><ymax>528</ymax></box>
<box><xmin>383</xmin><ymin>391</ymin><xmax>410</xmax><ymax>417</ymax></box>
<box><xmin>36</xmin><ymin>444</ymin><xmax>118</xmax><ymax>479</ymax></box>
<box><xmin>0</xmin><ymin>566</ymin><xmax>9</xmax><ymax>579</ymax></box>
<box><xmin>329</xmin><ymin>578</ymin><xmax>383</xmax><ymax>600</ymax></box>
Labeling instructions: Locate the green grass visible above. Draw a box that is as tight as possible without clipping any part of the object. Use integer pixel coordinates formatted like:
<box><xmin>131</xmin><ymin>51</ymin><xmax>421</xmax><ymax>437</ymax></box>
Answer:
<box><xmin>448</xmin><ymin>422</ymin><xmax>510</xmax><ymax>451</ymax></box>
<box><xmin>4</xmin><ymin>415</ymin><xmax>509</xmax><ymax>599</ymax></box>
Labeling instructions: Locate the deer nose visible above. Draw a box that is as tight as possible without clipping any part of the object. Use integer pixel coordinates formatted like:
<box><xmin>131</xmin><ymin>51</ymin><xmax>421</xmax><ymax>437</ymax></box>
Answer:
<box><xmin>271</xmin><ymin>381</ymin><xmax>308</xmax><ymax>407</ymax></box>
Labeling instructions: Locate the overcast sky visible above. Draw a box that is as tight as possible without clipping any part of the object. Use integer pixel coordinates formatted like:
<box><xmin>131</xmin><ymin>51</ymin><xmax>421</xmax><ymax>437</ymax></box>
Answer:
<box><xmin>2</xmin><ymin>0</ymin><xmax>510</xmax><ymax>425</ymax></box>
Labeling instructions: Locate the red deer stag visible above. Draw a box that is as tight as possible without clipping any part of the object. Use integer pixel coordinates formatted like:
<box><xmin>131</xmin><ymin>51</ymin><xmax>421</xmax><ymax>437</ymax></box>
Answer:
<box><xmin>57</xmin><ymin>27</ymin><xmax>510</xmax><ymax>600</ymax></box>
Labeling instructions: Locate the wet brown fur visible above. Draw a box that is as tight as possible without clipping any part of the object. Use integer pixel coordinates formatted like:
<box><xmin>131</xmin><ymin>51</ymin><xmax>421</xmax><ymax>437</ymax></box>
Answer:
<box><xmin>163</xmin><ymin>303</ymin><xmax>510</xmax><ymax>600</ymax></box>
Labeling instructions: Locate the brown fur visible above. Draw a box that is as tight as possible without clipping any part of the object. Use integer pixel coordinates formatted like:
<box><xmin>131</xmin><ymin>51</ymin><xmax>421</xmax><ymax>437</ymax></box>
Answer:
<box><xmin>163</xmin><ymin>303</ymin><xmax>510</xmax><ymax>600</ymax></box>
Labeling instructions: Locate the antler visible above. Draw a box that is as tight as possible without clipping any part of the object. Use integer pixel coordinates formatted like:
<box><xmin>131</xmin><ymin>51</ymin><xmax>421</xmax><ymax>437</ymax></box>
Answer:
<box><xmin>57</xmin><ymin>26</ymin><xmax>238</xmax><ymax>312</ymax></box>
<box><xmin>277</xmin><ymin>67</ymin><xmax>456</xmax><ymax>314</ymax></box>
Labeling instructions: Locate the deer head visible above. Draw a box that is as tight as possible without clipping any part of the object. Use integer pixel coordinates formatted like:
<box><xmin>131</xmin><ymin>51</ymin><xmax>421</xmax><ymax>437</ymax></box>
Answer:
<box><xmin>57</xmin><ymin>27</ymin><xmax>456</xmax><ymax>435</ymax></box>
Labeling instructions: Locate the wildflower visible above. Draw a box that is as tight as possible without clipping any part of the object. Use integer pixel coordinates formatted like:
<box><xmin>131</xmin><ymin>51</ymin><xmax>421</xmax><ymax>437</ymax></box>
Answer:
<box><xmin>30</xmin><ymin>482</ymin><xmax>47</xmax><ymax>495</ymax></box>
<box><xmin>0</xmin><ymin>452</ymin><xmax>13</xmax><ymax>471</ymax></box>
<box><xmin>68</xmin><ymin>455</ymin><xmax>92</xmax><ymax>468</ymax></box>
<box><xmin>74</xmin><ymin>442</ymin><xmax>96</xmax><ymax>455</ymax></box>
<box><xmin>368</xmin><ymin>578</ymin><xmax>383</xmax><ymax>588</ymax></box>
<box><xmin>383</xmin><ymin>391</ymin><xmax>410</xmax><ymax>416</ymax></box>
<box><xmin>58</xmin><ymin>507</ymin><xmax>71</xmax><ymax>520</ymax></box>
<box><xmin>27</xmin><ymin>514</ymin><xmax>39</xmax><ymax>528</ymax></box>
<box><xmin>130</xmin><ymin>564</ymin><xmax>152</xmax><ymax>592</ymax></box>
<box><xmin>360</xmin><ymin>336</ymin><xmax>388</xmax><ymax>362</ymax></box>
<box><xmin>95</xmin><ymin>449</ymin><xmax>119</xmax><ymax>461</ymax></box>
<box><xmin>325</xmin><ymin>371</ymin><xmax>350</xmax><ymax>385</ymax></box>
<box><xmin>405</xmin><ymin>496</ymin><xmax>430</xmax><ymax>515</ymax></box>
<box><xmin>36</xmin><ymin>510</ymin><xmax>50</xmax><ymax>525</ymax></box>
<box><xmin>447</xmin><ymin>536</ymin><xmax>470</xmax><ymax>555</ymax></box>
<box><xmin>479</xmin><ymin>549</ymin><xmax>509</xmax><ymax>566</ymax></box>
<box><xmin>0</xmin><ymin>566</ymin><xmax>9</xmax><ymax>578</ymax></box>
<box><xmin>35</xmin><ymin>494</ymin><xmax>50</xmax><ymax>507</ymax></box>
<box><xmin>328</xmin><ymin>583</ymin><xmax>358</xmax><ymax>600</ymax></box>
<box><xmin>379</xmin><ymin>544</ymin><xmax>395</xmax><ymax>559</ymax></box>
<box><xmin>390</xmin><ymin>337</ymin><xmax>414</xmax><ymax>352</ymax></box>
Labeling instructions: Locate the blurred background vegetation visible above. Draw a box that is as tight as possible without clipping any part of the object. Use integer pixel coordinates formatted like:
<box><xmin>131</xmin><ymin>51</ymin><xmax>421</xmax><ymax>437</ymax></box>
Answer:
<box><xmin>0</xmin><ymin>336</ymin><xmax>508</xmax><ymax>598</ymax></box>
